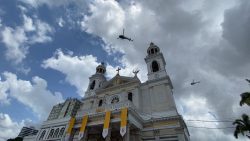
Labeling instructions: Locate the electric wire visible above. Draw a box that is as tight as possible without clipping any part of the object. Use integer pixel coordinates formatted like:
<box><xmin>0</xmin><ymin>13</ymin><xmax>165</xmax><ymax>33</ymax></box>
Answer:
<box><xmin>185</xmin><ymin>119</ymin><xmax>234</xmax><ymax>122</ymax></box>
<box><xmin>138</xmin><ymin>111</ymin><xmax>237</xmax><ymax>130</ymax></box>
<box><xmin>187</xmin><ymin>126</ymin><xmax>235</xmax><ymax>129</ymax></box>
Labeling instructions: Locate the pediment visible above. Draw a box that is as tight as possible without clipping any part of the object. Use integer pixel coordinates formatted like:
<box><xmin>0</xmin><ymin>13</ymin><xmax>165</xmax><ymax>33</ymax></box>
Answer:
<box><xmin>102</xmin><ymin>74</ymin><xmax>138</xmax><ymax>89</ymax></box>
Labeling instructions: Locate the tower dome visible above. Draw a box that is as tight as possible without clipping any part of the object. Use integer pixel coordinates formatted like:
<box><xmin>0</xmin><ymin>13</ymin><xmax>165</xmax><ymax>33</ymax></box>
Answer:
<box><xmin>96</xmin><ymin>62</ymin><xmax>106</xmax><ymax>74</ymax></box>
<box><xmin>147</xmin><ymin>42</ymin><xmax>160</xmax><ymax>55</ymax></box>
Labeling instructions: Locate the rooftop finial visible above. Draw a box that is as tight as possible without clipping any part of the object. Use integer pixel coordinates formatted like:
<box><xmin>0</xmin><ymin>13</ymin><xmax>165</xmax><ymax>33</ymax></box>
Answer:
<box><xmin>116</xmin><ymin>67</ymin><xmax>121</xmax><ymax>75</ymax></box>
<box><xmin>133</xmin><ymin>69</ymin><xmax>140</xmax><ymax>77</ymax></box>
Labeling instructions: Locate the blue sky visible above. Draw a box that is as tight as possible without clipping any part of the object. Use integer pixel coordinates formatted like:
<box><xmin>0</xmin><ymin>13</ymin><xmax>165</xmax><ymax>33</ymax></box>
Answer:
<box><xmin>0</xmin><ymin>0</ymin><xmax>250</xmax><ymax>140</ymax></box>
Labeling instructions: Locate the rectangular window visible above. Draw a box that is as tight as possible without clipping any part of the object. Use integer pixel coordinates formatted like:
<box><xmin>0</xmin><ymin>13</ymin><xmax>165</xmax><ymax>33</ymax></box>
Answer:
<box><xmin>128</xmin><ymin>92</ymin><xmax>133</xmax><ymax>101</ymax></box>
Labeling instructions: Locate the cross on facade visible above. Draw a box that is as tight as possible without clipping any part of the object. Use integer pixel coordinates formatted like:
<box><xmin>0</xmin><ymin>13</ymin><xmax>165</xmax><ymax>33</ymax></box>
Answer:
<box><xmin>116</xmin><ymin>67</ymin><xmax>121</xmax><ymax>75</ymax></box>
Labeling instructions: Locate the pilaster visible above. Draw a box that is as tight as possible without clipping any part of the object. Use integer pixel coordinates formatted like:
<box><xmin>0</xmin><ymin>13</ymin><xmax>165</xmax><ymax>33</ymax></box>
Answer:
<box><xmin>105</xmin><ymin>128</ymin><xmax>112</xmax><ymax>141</ymax></box>
<box><xmin>80</xmin><ymin>128</ymin><xmax>89</xmax><ymax>141</ymax></box>
<box><xmin>123</xmin><ymin>124</ymin><xmax>130</xmax><ymax>141</ymax></box>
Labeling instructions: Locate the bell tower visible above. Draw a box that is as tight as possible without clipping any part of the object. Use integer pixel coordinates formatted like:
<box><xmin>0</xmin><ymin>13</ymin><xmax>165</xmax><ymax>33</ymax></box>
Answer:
<box><xmin>144</xmin><ymin>42</ymin><xmax>168</xmax><ymax>81</ymax></box>
<box><xmin>85</xmin><ymin>62</ymin><xmax>107</xmax><ymax>97</ymax></box>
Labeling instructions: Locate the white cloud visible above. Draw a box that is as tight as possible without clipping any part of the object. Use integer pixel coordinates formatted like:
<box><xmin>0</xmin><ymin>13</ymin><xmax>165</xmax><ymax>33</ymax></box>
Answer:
<box><xmin>42</xmin><ymin>49</ymin><xmax>142</xmax><ymax>97</ymax></box>
<box><xmin>57</xmin><ymin>17</ymin><xmax>65</xmax><ymax>27</ymax></box>
<box><xmin>0</xmin><ymin>113</ymin><xmax>25</xmax><ymax>141</ymax></box>
<box><xmin>0</xmin><ymin>80</ymin><xmax>10</xmax><ymax>105</ymax></box>
<box><xmin>81</xmin><ymin>0</ymin><xmax>125</xmax><ymax>40</ymax></box>
<box><xmin>19</xmin><ymin>0</ymin><xmax>88</xmax><ymax>9</ymax></box>
<box><xmin>0</xmin><ymin>18</ymin><xmax>2</xmax><ymax>27</ymax></box>
<box><xmin>1</xmin><ymin>27</ymin><xmax>28</xmax><ymax>64</ymax></box>
<box><xmin>42</xmin><ymin>50</ymin><xmax>99</xmax><ymax>96</ymax></box>
<box><xmin>23</xmin><ymin>15</ymin><xmax>35</xmax><ymax>32</ymax></box>
<box><xmin>30</xmin><ymin>19</ymin><xmax>53</xmax><ymax>43</ymax></box>
<box><xmin>0</xmin><ymin>72</ymin><xmax>64</xmax><ymax>119</ymax></box>
<box><xmin>0</xmin><ymin>14</ymin><xmax>53</xmax><ymax>64</ymax></box>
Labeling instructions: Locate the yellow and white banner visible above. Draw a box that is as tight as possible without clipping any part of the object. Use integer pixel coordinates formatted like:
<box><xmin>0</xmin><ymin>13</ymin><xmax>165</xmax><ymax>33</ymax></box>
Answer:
<box><xmin>78</xmin><ymin>115</ymin><xmax>88</xmax><ymax>140</ymax></box>
<box><xmin>65</xmin><ymin>117</ymin><xmax>76</xmax><ymax>141</ymax></box>
<box><xmin>102</xmin><ymin>111</ymin><xmax>111</xmax><ymax>138</ymax></box>
<box><xmin>120</xmin><ymin>108</ymin><xmax>128</xmax><ymax>137</ymax></box>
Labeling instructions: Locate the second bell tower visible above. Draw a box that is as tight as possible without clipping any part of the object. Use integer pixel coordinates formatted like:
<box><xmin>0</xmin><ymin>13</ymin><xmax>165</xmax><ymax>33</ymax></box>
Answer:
<box><xmin>85</xmin><ymin>62</ymin><xmax>107</xmax><ymax>97</ymax></box>
<box><xmin>144</xmin><ymin>42</ymin><xmax>168</xmax><ymax>81</ymax></box>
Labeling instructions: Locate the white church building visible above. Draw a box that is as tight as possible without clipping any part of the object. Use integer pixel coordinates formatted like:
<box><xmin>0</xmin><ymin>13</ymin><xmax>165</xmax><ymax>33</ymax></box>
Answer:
<box><xmin>24</xmin><ymin>42</ymin><xmax>190</xmax><ymax>141</ymax></box>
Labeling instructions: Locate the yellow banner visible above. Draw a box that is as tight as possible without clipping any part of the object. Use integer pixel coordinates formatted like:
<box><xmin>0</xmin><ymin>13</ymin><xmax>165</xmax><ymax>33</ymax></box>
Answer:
<box><xmin>120</xmin><ymin>108</ymin><xmax>128</xmax><ymax>127</ymax></box>
<box><xmin>66</xmin><ymin>117</ymin><xmax>76</xmax><ymax>134</ymax></box>
<box><xmin>79</xmin><ymin>115</ymin><xmax>88</xmax><ymax>132</ymax></box>
<box><xmin>103</xmin><ymin>111</ymin><xmax>111</xmax><ymax>129</ymax></box>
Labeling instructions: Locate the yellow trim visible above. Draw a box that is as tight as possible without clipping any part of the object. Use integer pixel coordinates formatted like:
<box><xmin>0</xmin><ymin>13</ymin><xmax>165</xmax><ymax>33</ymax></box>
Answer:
<box><xmin>103</xmin><ymin>111</ymin><xmax>111</xmax><ymax>129</ymax></box>
<box><xmin>120</xmin><ymin>108</ymin><xmax>128</xmax><ymax>127</ymax></box>
<box><xmin>154</xmin><ymin>120</ymin><xmax>178</xmax><ymax>127</ymax></box>
<box><xmin>96</xmin><ymin>108</ymin><xmax>105</xmax><ymax>113</ymax></box>
<box><xmin>79</xmin><ymin>115</ymin><xmax>88</xmax><ymax>132</ymax></box>
<box><xmin>66</xmin><ymin>117</ymin><xmax>76</xmax><ymax>134</ymax></box>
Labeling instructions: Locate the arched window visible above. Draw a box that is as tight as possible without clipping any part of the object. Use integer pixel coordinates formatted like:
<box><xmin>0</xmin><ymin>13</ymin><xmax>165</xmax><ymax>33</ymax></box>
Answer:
<box><xmin>154</xmin><ymin>48</ymin><xmax>158</xmax><ymax>53</ymax></box>
<box><xmin>39</xmin><ymin>130</ymin><xmax>46</xmax><ymax>140</ymax></box>
<box><xmin>152</xmin><ymin>61</ymin><xmax>159</xmax><ymax>72</ymax></box>
<box><xmin>128</xmin><ymin>92</ymin><xmax>132</xmax><ymax>101</ymax></box>
<box><xmin>98</xmin><ymin>99</ymin><xmax>103</xmax><ymax>107</ymax></box>
<box><xmin>48</xmin><ymin>129</ymin><xmax>54</xmax><ymax>139</ymax></box>
<box><xmin>99</xmin><ymin>82</ymin><xmax>102</xmax><ymax>88</ymax></box>
<box><xmin>90</xmin><ymin>80</ymin><xmax>95</xmax><ymax>90</ymax></box>
<box><xmin>151</xmin><ymin>48</ymin><xmax>155</xmax><ymax>54</ymax></box>
<box><xmin>59</xmin><ymin>127</ymin><xmax>65</xmax><ymax>137</ymax></box>
<box><xmin>53</xmin><ymin>128</ymin><xmax>59</xmax><ymax>138</ymax></box>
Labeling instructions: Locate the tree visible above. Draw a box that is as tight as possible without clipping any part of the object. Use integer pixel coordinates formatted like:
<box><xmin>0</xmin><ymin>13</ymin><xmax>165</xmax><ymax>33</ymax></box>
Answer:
<box><xmin>233</xmin><ymin>81</ymin><xmax>250</xmax><ymax>139</ymax></box>
<box><xmin>233</xmin><ymin>114</ymin><xmax>250</xmax><ymax>139</ymax></box>
<box><xmin>240</xmin><ymin>92</ymin><xmax>250</xmax><ymax>106</ymax></box>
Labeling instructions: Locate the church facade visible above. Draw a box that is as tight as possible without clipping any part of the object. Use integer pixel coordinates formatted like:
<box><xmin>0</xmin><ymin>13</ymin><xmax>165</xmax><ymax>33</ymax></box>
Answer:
<box><xmin>24</xmin><ymin>43</ymin><xmax>190</xmax><ymax>141</ymax></box>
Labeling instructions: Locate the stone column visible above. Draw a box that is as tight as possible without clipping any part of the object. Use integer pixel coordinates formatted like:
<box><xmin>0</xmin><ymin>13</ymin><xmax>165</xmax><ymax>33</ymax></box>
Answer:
<box><xmin>123</xmin><ymin>124</ymin><xmax>130</xmax><ymax>141</ymax></box>
<box><xmin>105</xmin><ymin>128</ymin><xmax>112</xmax><ymax>141</ymax></box>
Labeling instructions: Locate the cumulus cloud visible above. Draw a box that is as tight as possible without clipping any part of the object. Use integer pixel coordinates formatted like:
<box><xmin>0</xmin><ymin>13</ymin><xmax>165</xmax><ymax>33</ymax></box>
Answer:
<box><xmin>0</xmin><ymin>113</ymin><xmax>25</xmax><ymax>141</ymax></box>
<box><xmin>0</xmin><ymin>14</ymin><xmax>53</xmax><ymax>64</ymax></box>
<box><xmin>209</xmin><ymin>0</ymin><xmax>250</xmax><ymax>77</ymax></box>
<box><xmin>1</xmin><ymin>27</ymin><xmax>28</xmax><ymax>64</ymax></box>
<box><xmin>19</xmin><ymin>0</ymin><xmax>88</xmax><ymax>9</ymax></box>
<box><xmin>42</xmin><ymin>50</ymin><xmax>99</xmax><ymax>96</ymax></box>
<box><xmin>57</xmin><ymin>17</ymin><xmax>65</xmax><ymax>27</ymax></box>
<box><xmin>81</xmin><ymin>0</ymin><xmax>125</xmax><ymax>40</ymax></box>
<box><xmin>0</xmin><ymin>18</ymin><xmax>2</xmax><ymax>27</ymax></box>
<box><xmin>0</xmin><ymin>72</ymin><xmax>64</xmax><ymax>119</ymax></box>
<box><xmin>42</xmin><ymin>49</ymin><xmax>142</xmax><ymax>97</ymax></box>
<box><xmin>222</xmin><ymin>0</ymin><xmax>250</xmax><ymax>54</ymax></box>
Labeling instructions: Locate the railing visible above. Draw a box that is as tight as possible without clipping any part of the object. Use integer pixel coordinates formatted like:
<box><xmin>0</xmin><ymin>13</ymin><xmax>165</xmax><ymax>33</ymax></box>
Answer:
<box><xmin>76</xmin><ymin>101</ymin><xmax>136</xmax><ymax>117</ymax></box>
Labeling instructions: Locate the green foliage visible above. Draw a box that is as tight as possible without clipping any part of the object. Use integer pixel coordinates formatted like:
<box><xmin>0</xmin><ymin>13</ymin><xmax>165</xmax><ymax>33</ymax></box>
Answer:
<box><xmin>233</xmin><ymin>83</ymin><xmax>250</xmax><ymax>139</ymax></box>
<box><xmin>240</xmin><ymin>92</ymin><xmax>250</xmax><ymax>106</ymax></box>
<box><xmin>233</xmin><ymin>114</ymin><xmax>250</xmax><ymax>139</ymax></box>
